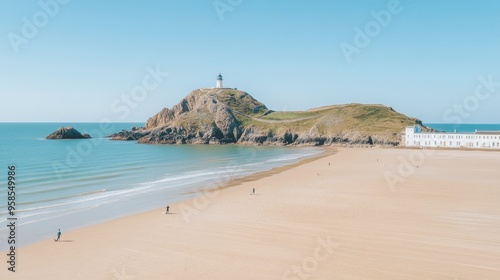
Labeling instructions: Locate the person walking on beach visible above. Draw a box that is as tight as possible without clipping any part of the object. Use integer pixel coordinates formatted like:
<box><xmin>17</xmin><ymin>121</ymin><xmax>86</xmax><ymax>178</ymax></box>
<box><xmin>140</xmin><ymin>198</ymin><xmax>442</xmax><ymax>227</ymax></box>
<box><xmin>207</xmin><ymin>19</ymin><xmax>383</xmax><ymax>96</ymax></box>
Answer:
<box><xmin>165</xmin><ymin>205</ymin><xmax>170</xmax><ymax>214</ymax></box>
<box><xmin>252</xmin><ymin>188</ymin><xmax>255</xmax><ymax>195</ymax></box>
<box><xmin>54</xmin><ymin>229</ymin><xmax>61</xmax><ymax>242</ymax></box>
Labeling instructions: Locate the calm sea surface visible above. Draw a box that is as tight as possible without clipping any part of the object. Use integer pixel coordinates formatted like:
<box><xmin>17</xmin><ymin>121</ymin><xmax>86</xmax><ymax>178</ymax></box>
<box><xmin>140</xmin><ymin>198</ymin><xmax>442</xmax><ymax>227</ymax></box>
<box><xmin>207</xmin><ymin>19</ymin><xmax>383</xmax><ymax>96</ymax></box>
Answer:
<box><xmin>0</xmin><ymin>123</ymin><xmax>323</xmax><ymax>249</ymax></box>
<box><xmin>426</xmin><ymin>123</ymin><xmax>500</xmax><ymax>132</ymax></box>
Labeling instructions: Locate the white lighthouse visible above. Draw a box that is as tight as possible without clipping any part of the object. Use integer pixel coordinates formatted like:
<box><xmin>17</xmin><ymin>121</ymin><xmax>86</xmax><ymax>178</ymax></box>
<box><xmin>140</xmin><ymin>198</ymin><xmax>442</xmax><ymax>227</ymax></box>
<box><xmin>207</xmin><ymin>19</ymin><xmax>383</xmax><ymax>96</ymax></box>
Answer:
<box><xmin>216</xmin><ymin>73</ymin><xmax>223</xmax><ymax>88</ymax></box>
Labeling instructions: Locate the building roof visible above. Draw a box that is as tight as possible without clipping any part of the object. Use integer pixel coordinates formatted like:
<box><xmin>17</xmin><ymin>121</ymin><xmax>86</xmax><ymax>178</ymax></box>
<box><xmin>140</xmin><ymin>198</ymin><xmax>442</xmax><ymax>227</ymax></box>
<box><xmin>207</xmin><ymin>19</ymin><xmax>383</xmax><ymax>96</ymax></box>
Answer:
<box><xmin>475</xmin><ymin>131</ymin><xmax>500</xmax><ymax>135</ymax></box>
<box><xmin>408</xmin><ymin>125</ymin><xmax>500</xmax><ymax>135</ymax></box>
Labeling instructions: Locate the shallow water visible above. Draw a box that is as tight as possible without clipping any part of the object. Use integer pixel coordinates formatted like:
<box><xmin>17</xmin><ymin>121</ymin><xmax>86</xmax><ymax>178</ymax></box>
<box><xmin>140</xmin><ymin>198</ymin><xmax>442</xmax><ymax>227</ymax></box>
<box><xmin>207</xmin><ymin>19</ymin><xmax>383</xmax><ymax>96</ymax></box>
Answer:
<box><xmin>0</xmin><ymin>123</ymin><xmax>323</xmax><ymax>249</ymax></box>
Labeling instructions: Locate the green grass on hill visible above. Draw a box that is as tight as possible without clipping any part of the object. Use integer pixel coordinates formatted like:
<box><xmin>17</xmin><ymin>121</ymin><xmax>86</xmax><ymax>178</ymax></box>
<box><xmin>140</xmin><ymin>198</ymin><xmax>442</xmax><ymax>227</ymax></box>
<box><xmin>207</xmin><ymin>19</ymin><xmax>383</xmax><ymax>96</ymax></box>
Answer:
<box><xmin>238</xmin><ymin>103</ymin><xmax>419</xmax><ymax>138</ymax></box>
<box><xmin>217</xmin><ymin>90</ymin><xmax>267</xmax><ymax>116</ymax></box>
<box><xmin>259</xmin><ymin>111</ymin><xmax>320</xmax><ymax>120</ymax></box>
<box><xmin>153</xmin><ymin>88</ymin><xmax>421</xmax><ymax>142</ymax></box>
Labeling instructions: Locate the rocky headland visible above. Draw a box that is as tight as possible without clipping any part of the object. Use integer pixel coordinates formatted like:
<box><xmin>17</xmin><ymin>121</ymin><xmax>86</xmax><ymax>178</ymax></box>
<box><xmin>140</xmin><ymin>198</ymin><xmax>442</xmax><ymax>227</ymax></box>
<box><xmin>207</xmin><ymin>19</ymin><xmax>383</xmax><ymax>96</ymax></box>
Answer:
<box><xmin>108</xmin><ymin>88</ymin><xmax>429</xmax><ymax>146</ymax></box>
<box><xmin>46</xmin><ymin>127</ymin><xmax>91</xmax><ymax>140</ymax></box>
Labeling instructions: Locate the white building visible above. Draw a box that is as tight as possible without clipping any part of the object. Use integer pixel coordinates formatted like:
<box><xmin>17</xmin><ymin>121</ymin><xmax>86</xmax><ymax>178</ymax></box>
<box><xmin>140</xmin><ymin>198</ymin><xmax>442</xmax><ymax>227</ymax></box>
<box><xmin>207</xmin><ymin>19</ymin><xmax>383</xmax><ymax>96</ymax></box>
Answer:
<box><xmin>216</xmin><ymin>73</ymin><xmax>223</xmax><ymax>88</ymax></box>
<box><xmin>403</xmin><ymin>125</ymin><xmax>500</xmax><ymax>149</ymax></box>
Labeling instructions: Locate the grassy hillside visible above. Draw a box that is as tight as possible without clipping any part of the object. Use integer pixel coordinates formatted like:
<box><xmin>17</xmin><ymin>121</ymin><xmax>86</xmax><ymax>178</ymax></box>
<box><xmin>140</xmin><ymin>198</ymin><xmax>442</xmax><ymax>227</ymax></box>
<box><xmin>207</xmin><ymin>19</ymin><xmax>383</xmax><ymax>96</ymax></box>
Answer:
<box><xmin>238</xmin><ymin>103</ymin><xmax>419</xmax><ymax>139</ymax></box>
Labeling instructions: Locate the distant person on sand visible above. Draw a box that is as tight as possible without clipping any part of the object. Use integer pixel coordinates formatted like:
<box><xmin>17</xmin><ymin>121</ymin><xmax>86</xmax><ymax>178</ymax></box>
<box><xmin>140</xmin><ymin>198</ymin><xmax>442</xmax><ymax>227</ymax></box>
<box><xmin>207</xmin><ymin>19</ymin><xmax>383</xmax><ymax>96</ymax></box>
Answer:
<box><xmin>328</xmin><ymin>162</ymin><xmax>330</xmax><ymax>166</ymax></box>
<box><xmin>165</xmin><ymin>205</ymin><xmax>170</xmax><ymax>214</ymax></box>
<box><xmin>252</xmin><ymin>188</ymin><xmax>255</xmax><ymax>195</ymax></box>
<box><xmin>54</xmin><ymin>229</ymin><xmax>61</xmax><ymax>242</ymax></box>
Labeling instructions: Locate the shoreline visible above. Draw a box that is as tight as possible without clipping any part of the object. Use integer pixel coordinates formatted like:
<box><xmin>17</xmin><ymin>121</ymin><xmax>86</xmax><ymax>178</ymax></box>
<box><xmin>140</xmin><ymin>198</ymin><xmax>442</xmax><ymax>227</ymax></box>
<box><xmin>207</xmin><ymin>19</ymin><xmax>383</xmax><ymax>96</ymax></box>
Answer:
<box><xmin>182</xmin><ymin>147</ymin><xmax>335</xmax><ymax>195</ymax></box>
<box><xmin>0</xmin><ymin>146</ymin><xmax>328</xmax><ymax>251</ymax></box>
<box><xmin>2</xmin><ymin>147</ymin><xmax>500</xmax><ymax>279</ymax></box>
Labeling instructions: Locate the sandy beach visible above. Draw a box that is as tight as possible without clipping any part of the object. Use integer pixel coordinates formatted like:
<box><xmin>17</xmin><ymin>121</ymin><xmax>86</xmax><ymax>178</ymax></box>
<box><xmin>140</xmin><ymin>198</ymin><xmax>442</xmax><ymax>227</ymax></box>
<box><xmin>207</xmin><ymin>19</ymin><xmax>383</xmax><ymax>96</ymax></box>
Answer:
<box><xmin>3</xmin><ymin>147</ymin><xmax>500</xmax><ymax>280</ymax></box>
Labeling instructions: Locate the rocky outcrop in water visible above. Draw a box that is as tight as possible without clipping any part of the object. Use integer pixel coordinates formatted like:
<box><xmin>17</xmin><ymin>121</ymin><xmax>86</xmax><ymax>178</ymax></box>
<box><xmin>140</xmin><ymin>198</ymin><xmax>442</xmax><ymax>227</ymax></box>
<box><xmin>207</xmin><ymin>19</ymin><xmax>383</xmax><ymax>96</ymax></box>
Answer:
<box><xmin>108</xmin><ymin>88</ymin><xmax>426</xmax><ymax>146</ymax></box>
<box><xmin>46</xmin><ymin>127</ymin><xmax>91</xmax><ymax>139</ymax></box>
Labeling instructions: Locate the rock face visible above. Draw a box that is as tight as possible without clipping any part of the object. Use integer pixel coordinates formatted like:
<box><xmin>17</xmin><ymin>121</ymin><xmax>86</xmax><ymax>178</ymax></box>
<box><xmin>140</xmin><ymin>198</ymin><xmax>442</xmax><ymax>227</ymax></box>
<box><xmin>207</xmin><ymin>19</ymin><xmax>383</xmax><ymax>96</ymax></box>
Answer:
<box><xmin>46</xmin><ymin>127</ymin><xmax>91</xmax><ymax>140</ymax></box>
<box><xmin>110</xmin><ymin>88</ymin><xmax>266</xmax><ymax>144</ymax></box>
<box><xmin>108</xmin><ymin>88</ymin><xmax>427</xmax><ymax>146</ymax></box>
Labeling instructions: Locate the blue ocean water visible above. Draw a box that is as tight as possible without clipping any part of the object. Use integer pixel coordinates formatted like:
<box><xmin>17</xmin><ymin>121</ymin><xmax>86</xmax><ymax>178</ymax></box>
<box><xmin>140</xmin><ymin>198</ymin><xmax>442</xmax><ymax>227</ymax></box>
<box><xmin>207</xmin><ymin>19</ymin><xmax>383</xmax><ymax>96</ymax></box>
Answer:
<box><xmin>426</xmin><ymin>123</ymin><xmax>500</xmax><ymax>132</ymax></box>
<box><xmin>0</xmin><ymin>123</ymin><xmax>323</xmax><ymax>249</ymax></box>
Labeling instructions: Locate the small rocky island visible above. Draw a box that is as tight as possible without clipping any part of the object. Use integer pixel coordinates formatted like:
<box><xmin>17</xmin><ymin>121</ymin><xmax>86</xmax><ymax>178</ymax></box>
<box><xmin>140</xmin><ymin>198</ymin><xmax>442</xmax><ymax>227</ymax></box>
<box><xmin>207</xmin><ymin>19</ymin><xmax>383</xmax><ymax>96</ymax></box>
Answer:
<box><xmin>46</xmin><ymin>127</ymin><xmax>91</xmax><ymax>140</ymax></box>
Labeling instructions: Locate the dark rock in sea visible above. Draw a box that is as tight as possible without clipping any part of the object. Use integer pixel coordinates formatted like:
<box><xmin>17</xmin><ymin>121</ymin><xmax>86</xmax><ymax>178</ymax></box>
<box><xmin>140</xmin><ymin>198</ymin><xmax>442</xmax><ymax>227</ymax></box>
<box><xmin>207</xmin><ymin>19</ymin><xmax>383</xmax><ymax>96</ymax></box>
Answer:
<box><xmin>46</xmin><ymin>127</ymin><xmax>91</xmax><ymax>140</ymax></box>
<box><xmin>107</xmin><ymin>128</ymin><xmax>150</xmax><ymax>141</ymax></box>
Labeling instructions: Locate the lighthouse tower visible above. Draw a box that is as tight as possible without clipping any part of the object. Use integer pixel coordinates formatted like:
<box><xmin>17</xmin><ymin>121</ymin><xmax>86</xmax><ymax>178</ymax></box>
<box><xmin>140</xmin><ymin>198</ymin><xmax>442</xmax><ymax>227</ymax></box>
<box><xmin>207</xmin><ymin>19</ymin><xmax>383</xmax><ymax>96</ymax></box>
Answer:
<box><xmin>216</xmin><ymin>73</ymin><xmax>223</xmax><ymax>88</ymax></box>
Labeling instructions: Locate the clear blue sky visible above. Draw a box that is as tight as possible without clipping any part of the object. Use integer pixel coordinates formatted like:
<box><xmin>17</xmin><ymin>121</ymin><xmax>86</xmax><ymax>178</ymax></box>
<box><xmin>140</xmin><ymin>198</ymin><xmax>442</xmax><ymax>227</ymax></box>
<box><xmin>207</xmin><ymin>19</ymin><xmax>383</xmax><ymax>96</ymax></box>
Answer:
<box><xmin>1</xmin><ymin>0</ymin><xmax>499</xmax><ymax>123</ymax></box>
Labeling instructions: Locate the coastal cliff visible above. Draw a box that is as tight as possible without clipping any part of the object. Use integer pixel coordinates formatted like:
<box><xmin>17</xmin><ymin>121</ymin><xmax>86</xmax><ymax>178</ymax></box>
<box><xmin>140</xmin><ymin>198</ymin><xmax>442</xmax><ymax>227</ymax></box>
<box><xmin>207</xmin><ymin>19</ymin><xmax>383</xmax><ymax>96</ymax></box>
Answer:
<box><xmin>109</xmin><ymin>88</ymin><xmax>427</xmax><ymax>146</ymax></box>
